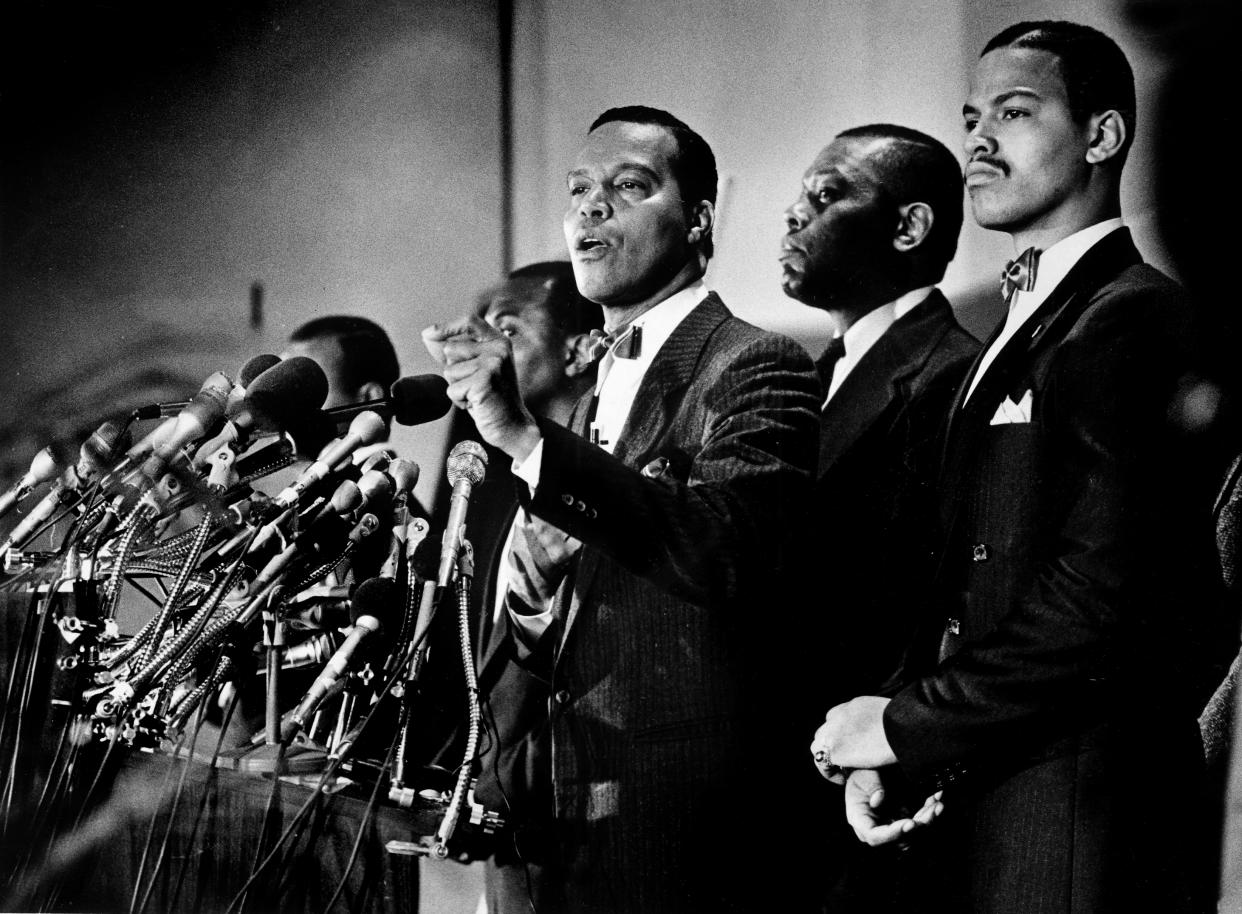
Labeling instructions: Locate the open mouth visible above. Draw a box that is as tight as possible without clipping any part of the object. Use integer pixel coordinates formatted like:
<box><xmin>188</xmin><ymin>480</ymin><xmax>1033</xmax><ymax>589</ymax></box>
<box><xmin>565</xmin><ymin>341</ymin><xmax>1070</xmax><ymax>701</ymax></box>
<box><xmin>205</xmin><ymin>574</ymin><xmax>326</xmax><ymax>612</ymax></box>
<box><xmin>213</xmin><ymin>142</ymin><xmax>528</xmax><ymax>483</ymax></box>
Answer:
<box><xmin>577</xmin><ymin>236</ymin><xmax>607</xmax><ymax>251</ymax></box>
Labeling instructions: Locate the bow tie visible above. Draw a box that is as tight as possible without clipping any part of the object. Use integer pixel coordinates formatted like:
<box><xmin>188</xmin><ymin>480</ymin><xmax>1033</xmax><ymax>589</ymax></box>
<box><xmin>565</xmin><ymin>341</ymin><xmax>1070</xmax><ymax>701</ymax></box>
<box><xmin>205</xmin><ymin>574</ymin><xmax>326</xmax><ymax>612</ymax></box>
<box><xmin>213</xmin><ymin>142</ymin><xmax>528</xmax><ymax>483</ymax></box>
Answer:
<box><xmin>589</xmin><ymin>325</ymin><xmax>642</xmax><ymax>362</ymax></box>
<box><xmin>1001</xmin><ymin>246</ymin><xmax>1041</xmax><ymax>302</ymax></box>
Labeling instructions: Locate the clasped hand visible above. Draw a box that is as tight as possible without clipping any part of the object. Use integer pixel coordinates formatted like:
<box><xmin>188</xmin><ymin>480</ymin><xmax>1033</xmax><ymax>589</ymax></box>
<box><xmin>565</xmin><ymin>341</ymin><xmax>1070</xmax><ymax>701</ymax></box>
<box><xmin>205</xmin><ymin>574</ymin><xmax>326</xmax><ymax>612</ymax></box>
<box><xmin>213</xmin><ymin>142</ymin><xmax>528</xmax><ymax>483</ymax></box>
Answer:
<box><xmin>422</xmin><ymin>316</ymin><xmax>541</xmax><ymax>462</ymax></box>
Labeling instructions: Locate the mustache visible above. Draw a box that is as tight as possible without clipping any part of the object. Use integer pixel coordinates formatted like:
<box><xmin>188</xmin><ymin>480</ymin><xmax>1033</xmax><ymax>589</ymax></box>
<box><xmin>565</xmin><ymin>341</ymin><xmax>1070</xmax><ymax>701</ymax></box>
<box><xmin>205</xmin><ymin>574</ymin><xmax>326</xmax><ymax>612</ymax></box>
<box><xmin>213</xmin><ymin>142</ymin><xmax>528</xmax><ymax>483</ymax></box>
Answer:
<box><xmin>966</xmin><ymin>154</ymin><xmax>1008</xmax><ymax>175</ymax></box>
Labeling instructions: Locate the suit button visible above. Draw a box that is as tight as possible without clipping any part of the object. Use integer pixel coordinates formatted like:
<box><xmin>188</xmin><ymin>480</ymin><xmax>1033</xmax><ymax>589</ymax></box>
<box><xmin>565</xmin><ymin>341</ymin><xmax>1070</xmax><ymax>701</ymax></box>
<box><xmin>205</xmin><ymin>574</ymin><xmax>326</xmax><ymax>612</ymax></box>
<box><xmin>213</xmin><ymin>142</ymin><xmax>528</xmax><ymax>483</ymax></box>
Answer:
<box><xmin>971</xmin><ymin>543</ymin><xmax>991</xmax><ymax>562</ymax></box>
<box><xmin>554</xmin><ymin>689</ymin><xmax>571</xmax><ymax>705</ymax></box>
<box><xmin>561</xmin><ymin>493</ymin><xmax>574</xmax><ymax>506</ymax></box>
<box><xmin>575</xmin><ymin>500</ymin><xmax>587</xmax><ymax>512</ymax></box>
<box><xmin>946</xmin><ymin>618</ymin><xmax>961</xmax><ymax>635</ymax></box>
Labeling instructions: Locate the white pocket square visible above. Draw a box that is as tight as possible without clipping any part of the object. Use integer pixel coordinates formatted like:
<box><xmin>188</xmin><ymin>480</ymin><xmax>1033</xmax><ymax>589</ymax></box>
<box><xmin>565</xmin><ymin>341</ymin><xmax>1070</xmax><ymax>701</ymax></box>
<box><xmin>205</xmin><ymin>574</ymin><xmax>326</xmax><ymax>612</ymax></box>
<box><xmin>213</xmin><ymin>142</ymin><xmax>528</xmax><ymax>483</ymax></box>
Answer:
<box><xmin>989</xmin><ymin>389</ymin><xmax>1033</xmax><ymax>425</ymax></box>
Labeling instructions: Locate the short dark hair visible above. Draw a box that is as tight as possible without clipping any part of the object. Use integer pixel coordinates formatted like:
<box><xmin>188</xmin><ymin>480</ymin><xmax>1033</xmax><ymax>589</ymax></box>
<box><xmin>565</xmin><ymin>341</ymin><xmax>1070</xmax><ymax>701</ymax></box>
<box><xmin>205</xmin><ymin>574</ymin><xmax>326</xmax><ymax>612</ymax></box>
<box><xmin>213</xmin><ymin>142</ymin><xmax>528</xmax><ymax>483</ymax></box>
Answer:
<box><xmin>289</xmin><ymin>315</ymin><xmax>399</xmax><ymax>392</ymax></box>
<box><xmin>588</xmin><ymin>105</ymin><xmax>718</xmax><ymax>259</ymax></box>
<box><xmin>507</xmin><ymin>261</ymin><xmax>605</xmax><ymax>337</ymax></box>
<box><xmin>836</xmin><ymin>124</ymin><xmax>964</xmax><ymax>275</ymax></box>
<box><xmin>983</xmin><ymin>20</ymin><xmax>1135</xmax><ymax>162</ymax></box>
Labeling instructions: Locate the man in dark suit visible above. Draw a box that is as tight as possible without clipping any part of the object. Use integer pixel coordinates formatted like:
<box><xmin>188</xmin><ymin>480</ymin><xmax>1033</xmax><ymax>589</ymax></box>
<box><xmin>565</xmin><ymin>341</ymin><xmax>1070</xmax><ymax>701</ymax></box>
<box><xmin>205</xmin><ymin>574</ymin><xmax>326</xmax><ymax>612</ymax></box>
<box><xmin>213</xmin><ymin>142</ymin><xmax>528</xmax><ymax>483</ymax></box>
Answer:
<box><xmin>780</xmin><ymin>122</ymin><xmax>978</xmax><ymax>705</ymax></box>
<box><xmin>779</xmin><ymin>123</ymin><xmax>978</xmax><ymax>907</ymax></box>
<box><xmin>811</xmin><ymin>21</ymin><xmax>1231</xmax><ymax>913</ymax></box>
<box><xmin>424</xmin><ymin>106</ymin><xmax>820</xmax><ymax>913</ymax></box>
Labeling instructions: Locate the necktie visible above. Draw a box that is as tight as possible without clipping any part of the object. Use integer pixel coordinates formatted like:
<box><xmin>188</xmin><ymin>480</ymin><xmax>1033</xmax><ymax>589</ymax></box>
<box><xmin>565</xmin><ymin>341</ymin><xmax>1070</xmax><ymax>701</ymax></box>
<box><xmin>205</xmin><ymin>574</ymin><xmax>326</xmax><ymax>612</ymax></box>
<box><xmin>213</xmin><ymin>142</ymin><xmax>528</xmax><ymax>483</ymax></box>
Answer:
<box><xmin>816</xmin><ymin>336</ymin><xmax>846</xmax><ymax>391</ymax></box>
<box><xmin>1001</xmin><ymin>246</ymin><xmax>1041</xmax><ymax>303</ymax></box>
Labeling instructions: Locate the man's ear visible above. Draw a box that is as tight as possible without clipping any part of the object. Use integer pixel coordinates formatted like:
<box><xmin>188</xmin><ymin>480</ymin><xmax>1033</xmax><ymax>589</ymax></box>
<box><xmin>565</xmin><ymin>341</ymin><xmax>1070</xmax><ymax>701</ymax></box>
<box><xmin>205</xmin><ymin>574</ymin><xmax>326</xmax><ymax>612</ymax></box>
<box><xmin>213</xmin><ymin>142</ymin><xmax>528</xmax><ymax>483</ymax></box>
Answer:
<box><xmin>355</xmin><ymin>380</ymin><xmax>385</xmax><ymax>403</ymax></box>
<box><xmin>564</xmin><ymin>332</ymin><xmax>597</xmax><ymax>378</ymax></box>
<box><xmin>686</xmin><ymin>200</ymin><xmax>715</xmax><ymax>246</ymax></box>
<box><xmin>893</xmin><ymin>202</ymin><xmax>933</xmax><ymax>253</ymax></box>
<box><xmin>1085</xmin><ymin>109</ymin><xmax>1126</xmax><ymax>165</ymax></box>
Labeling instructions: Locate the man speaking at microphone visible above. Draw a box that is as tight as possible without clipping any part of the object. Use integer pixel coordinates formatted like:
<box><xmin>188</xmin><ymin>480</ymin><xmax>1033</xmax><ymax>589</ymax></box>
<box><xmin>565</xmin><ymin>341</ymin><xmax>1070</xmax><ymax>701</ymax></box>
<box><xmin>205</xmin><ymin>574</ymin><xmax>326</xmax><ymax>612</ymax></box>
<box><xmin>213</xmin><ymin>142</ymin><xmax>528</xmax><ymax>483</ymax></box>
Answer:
<box><xmin>424</xmin><ymin>106</ymin><xmax>820</xmax><ymax>913</ymax></box>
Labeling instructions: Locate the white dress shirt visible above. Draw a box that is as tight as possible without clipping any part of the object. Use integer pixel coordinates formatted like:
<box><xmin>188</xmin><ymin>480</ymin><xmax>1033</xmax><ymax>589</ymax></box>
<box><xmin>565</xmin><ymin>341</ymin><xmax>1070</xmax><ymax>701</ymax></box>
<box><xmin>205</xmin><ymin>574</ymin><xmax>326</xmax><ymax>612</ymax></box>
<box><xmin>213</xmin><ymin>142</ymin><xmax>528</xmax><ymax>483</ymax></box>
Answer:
<box><xmin>825</xmin><ymin>286</ymin><xmax>935</xmax><ymax>405</ymax></box>
<box><xmin>497</xmin><ymin>280</ymin><xmax>710</xmax><ymax>635</ymax></box>
<box><xmin>964</xmin><ymin>218</ymin><xmax>1125</xmax><ymax>403</ymax></box>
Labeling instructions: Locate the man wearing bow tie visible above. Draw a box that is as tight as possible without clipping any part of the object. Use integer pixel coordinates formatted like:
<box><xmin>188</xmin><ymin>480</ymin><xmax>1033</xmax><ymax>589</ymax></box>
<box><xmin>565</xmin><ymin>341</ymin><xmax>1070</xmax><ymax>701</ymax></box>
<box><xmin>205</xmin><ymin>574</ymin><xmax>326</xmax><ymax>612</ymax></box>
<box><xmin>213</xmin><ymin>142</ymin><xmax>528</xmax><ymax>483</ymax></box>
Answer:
<box><xmin>811</xmin><ymin>21</ymin><xmax>1231</xmax><ymax>913</ymax></box>
<box><xmin>424</xmin><ymin>106</ymin><xmax>820</xmax><ymax>913</ymax></box>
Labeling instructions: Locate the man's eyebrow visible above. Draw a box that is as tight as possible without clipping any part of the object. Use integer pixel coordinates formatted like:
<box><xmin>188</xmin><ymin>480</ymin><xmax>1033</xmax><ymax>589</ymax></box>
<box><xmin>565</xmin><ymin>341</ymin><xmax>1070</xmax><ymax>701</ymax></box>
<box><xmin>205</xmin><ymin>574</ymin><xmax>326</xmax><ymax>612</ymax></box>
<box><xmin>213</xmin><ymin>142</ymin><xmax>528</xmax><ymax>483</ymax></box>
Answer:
<box><xmin>963</xmin><ymin>87</ymin><xmax>1043</xmax><ymax>116</ymax></box>
<box><xmin>567</xmin><ymin>163</ymin><xmax>662</xmax><ymax>182</ymax></box>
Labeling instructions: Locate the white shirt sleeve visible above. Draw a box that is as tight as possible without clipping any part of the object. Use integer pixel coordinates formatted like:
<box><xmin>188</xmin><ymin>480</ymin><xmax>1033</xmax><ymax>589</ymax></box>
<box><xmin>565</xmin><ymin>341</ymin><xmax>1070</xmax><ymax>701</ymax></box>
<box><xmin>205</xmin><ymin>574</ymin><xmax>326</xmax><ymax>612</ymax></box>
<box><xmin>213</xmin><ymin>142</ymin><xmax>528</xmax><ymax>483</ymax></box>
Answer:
<box><xmin>510</xmin><ymin>436</ymin><xmax>544</xmax><ymax>492</ymax></box>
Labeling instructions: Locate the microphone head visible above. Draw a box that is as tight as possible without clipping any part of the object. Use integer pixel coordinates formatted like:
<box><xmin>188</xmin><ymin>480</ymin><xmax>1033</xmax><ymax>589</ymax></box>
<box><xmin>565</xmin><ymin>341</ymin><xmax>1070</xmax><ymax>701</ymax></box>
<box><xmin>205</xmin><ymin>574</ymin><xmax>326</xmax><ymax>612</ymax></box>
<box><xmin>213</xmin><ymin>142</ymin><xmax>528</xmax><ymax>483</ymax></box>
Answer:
<box><xmin>238</xmin><ymin>353</ymin><xmax>282</xmax><ymax>388</ymax></box>
<box><xmin>328</xmin><ymin>480</ymin><xmax>363</xmax><ymax>515</ymax></box>
<box><xmin>357</xmin><ymin>468</ymin><xmax>395</xmax><ymax>507</ymax></box>
<box><xmin>387</xmin><ymin>458</ymin><xmax>419</xmax><ymax>495</ymax></box>
<box><xmin>78</xmin><ymin>421</ymin><xmax>131</xmax><ymax>481</ymax></box>
<box><xmin>244</xmin><ymin>356</ymin><xmax>330</xmax><ymax>428</ymax></box>
<box><xmin>24</xmin><ymin>444</ymin><xmax>65</xmax><ymax>489</ymax></box>
<box><xmin>389</xmin><ymin>375</ymin><xmax>451</xmax><ymax>427</ymax></box>
<box><xmin>359</xmin><ymin>448</ymin><xmax>399</xmax><ymax>475</ymax></box>
<box><xmin>446</xmin><ymin>440</ymin><xmax>487</xmax><ymax>488</ymax></box>
<box><xmin>350</xmin><ymin>576</ymin><xmax>400</xmax><ymax>630</ymax></box>
<box><xmin>347</xmin><ymin>411</ymin><xmax>388</xmax><ymax>448</ymax></box>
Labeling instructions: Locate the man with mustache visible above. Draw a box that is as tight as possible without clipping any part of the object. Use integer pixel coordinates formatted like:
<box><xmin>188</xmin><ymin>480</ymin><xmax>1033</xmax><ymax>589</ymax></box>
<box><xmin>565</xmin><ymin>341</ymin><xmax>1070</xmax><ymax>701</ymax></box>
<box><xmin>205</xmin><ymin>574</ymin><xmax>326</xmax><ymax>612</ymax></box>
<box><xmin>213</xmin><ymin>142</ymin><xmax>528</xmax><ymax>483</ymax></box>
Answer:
<box><xmin>811</xmin><ymin>21</ymin><xmax>1230</xmax><ymax>913</ymax></box>
<box><xmin>779</xmin><ymin>123</ymin><xmax>979</xmax><ymax>909</ymax></box>
<box><xmin>424</xmin><ymin>106</ymin><xmax>820</xmax><ymax>912</ymax></box>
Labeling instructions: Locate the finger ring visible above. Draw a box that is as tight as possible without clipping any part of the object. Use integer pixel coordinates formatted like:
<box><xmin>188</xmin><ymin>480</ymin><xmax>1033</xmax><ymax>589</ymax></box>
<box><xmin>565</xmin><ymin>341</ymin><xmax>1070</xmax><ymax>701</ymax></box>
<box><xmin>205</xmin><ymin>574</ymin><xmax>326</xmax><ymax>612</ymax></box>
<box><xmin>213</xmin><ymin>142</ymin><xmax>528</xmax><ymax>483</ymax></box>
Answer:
<box><xmin>813</xmin><ymin>749</ymin><xmax>830</xmax><ymax>765</ymax></box>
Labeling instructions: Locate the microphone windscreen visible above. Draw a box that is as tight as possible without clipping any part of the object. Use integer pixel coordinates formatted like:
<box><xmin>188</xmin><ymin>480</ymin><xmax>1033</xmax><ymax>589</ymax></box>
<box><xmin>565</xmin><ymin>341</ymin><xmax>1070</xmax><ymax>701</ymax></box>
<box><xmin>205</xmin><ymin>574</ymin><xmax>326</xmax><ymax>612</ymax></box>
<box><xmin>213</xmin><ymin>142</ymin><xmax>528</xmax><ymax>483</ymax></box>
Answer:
<box><xmin>350</xmin><ymin>576</ymin><xmax>400</xmax><ymax>628</ymax></box>
<box><xmin>238</xmin><ymin>353</ymin><xmax>282</xmax><ymax>387</ymax></box>
<box><xmin>246</xmin><ymin>356</ymin><xmax>330</xmax><ymax>426</ymax></box>
<box><xmin>389</xmin><ymin>375</ymin><xmax>451</xmax><ymax>427</ymax></box>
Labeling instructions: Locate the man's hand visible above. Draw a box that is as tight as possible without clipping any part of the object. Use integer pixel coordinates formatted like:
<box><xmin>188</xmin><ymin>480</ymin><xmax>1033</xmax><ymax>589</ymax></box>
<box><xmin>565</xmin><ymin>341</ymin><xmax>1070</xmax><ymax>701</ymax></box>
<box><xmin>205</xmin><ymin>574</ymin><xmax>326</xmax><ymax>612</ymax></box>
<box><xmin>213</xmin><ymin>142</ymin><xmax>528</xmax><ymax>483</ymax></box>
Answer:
<box><xmin>423</xmin><ymin>316</ymin><xmax>541</xmax><ymax>462</ymax></box>
<box><xmin>810</xmin><ymin>695</ymin><xmax>896</xmax><ymax>778</ymax></box>
<box><xmin>843</xmin><ymin>768</ymin><xmax>944</xmax><ymax>847</ymax></box>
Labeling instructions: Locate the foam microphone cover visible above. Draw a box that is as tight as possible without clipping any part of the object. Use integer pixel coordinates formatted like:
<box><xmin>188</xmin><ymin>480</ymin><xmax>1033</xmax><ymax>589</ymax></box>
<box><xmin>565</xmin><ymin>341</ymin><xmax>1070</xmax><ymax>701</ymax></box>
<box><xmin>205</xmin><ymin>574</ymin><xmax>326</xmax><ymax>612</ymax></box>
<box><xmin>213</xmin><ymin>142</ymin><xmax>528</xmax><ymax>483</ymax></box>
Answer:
<box><xmin>238</xmin><ymin>353</ymin><xmax>282</xmax><ymax>387</ymax></box>
<box><xmin>350</xmin><ymin>576</ymin><xmax>400</xmax><ymax>629</ymax></box>
<box><xmin>389</xmin><ymin>375</ymin><xmax>451</xmax><ymax>427</ymax></box>
<box><xmin>245</xmin><ymin>356</ymin><xmax>330</xmax><ymax>427</ymax></box>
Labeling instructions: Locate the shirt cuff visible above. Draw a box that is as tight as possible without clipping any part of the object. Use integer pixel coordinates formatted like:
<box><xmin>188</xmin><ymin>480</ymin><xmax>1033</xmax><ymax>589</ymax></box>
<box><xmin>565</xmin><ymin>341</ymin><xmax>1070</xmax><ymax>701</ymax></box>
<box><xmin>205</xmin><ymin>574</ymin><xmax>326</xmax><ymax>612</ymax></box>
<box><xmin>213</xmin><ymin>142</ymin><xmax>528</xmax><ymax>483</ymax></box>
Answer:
<box><xmin>511</xmin><ymin>436</ymin><xmax>544</xmax><ymax>491</ymax></box>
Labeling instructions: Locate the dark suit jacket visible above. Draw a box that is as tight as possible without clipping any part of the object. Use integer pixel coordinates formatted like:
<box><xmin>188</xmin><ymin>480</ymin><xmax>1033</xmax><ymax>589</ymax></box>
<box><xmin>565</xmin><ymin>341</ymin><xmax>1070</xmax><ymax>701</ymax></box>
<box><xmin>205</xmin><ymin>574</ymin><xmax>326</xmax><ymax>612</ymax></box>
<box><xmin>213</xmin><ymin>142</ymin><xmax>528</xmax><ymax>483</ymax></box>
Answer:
<box><xmin>812</xmin><ymin>290</ymin><xmax>979</xmax><ymax>704</ymax></box>
<box><xmin>884</xmin><ymin>230</ymin><xmax>1232</xmax><ymax>914</ymax></box>
<box><xmin>500</xmin><ymin>292</ymin><xmax>821</xmax><ymax>913</ymax></box>
<box><xmin>810</xmin><ymin>291</ymin><xmax>978</xmax><ymax>914</ymax></box>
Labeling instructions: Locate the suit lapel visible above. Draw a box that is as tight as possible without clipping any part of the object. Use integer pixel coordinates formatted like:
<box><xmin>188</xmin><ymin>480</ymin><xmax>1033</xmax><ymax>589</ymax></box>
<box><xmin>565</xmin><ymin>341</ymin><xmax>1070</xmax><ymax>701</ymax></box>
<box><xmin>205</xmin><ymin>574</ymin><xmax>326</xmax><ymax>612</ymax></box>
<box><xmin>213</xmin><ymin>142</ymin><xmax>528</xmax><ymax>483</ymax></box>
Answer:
<box><xmin>936</xmin><ymin>228</ymin><xmax>1144</xmax><ymax>531</ymax></box>
<box><xmin>819</xmin><ymin>291</ymin><xmax>955</xmax><ymax>474</ymax></box>
<box><xmin>557</xmin><ymin>293</ymin><xmax>730</xmax><ymax>648</ymax></box>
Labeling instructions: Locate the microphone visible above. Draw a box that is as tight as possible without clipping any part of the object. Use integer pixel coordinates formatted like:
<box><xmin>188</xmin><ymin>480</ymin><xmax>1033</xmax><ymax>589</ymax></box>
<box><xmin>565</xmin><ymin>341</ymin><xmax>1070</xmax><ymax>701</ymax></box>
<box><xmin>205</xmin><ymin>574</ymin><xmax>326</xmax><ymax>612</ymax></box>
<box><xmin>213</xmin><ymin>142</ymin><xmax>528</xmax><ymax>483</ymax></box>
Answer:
<box><xmin>281</xmin><ymin>576</ymin><xmax>400</xmax><ymax>742</ymax></box>
<box><xmin>0</xmin><ymin>421</ymin><xmax>133</xmax><ymax>553</ymax></box>
<box><xmin>271</xmin><ymin>411</ymin><xmax>387</xmax><ymax>508</ymax></box>
<box><xmin>196</xmin><ymin>356</ymin><xmax>329</xmax><ymax>460</ymax></box>
<box><xmin>436</xmin><ymin>440</ymin><xmax>488</xmax><ymax>589</ymax></box>
<box><xmin>101</xmin><ymin>372</ymin><xmax>234</xmax><ymax>496</ymax></box>
<box><xmin>323</xmin><ymin>374</ymin><xmax>452</xmax><ymax>427</ymax></box>
<box><xmin>0</xmin><ymin>444</ymin><xmax>65</xmax><ymax>520</ymax></box>
<box><xmin>129</xmin><ymin>354</ymin><xmax>282</xmax><ymax>421</ymax></box>
<box><xmin>239</xmin><ymin>353</ymin><xmax>283</xmax><ymax>387</ymax></box>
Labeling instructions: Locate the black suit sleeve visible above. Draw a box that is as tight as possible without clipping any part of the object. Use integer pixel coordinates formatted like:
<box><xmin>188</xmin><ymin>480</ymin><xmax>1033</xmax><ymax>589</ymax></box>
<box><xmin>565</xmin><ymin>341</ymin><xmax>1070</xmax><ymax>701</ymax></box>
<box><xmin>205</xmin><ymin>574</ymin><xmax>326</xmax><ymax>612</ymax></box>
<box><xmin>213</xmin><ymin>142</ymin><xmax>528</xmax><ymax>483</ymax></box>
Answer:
<box><xmin>526</xmin><ymin>334</ymin><xmax>820</xmax><ymax>610</ymax></box>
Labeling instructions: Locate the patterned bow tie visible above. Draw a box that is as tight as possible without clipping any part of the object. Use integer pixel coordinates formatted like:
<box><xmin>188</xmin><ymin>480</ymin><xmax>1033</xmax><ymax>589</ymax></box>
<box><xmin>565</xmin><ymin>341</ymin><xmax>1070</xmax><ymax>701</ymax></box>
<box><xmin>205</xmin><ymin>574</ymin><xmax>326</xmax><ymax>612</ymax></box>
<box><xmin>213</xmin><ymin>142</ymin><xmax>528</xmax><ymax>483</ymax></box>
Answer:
<box><xmin>588</xmin><ymin>325</ymin><xmax>642</xmax><ymax>362</ymax></box>
<box><xmin>1001</xmin><ymin>246</ymin><xmax>1041</xmax><ymax>302</ymax></box>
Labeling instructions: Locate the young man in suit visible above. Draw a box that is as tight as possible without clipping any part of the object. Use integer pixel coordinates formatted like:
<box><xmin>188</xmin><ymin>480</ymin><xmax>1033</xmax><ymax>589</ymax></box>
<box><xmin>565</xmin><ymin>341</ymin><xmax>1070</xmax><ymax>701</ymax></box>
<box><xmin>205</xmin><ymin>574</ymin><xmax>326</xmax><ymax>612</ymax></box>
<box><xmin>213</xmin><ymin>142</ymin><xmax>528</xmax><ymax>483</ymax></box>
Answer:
<box><xmin>424</xmin><ymin>106</ymin><xmax>821</xmax><ymax>913</ymax></box>
<box><xmin>811</xmin><ymin>21</ymin><xmax>1231</xmax><ymax>913</ymax></box>
<box><xmin>779</xmin><ymin>123</ymin><xmax>979</xmax><ymax>909</ymax></box>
